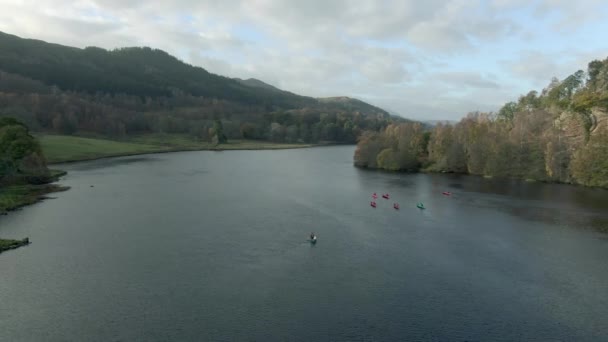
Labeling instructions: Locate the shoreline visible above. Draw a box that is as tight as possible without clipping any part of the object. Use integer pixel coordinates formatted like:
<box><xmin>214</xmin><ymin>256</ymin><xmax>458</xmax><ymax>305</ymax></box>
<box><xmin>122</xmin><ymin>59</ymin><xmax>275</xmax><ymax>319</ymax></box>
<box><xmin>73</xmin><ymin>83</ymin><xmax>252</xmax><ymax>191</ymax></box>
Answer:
<box><xmin>48</xmin><ymin>142</ymin><xmax>345</xmax><ymax>165</ymax></box>
<box><xmin>0</xmin><ymin>183</ymin><xmax>70</xmax><ymax>215</ymax></box>
<box><xmin>0</xmin><ymin>183</ymin><xmax>68</xmax><ymax>254</ymax></box>
<box><xmin>0</xmin><ymin>142</ymin><xmax>349</xmax><ymax>254</ymax></box>
<box><xmin>354</xmin><ymin>165</ymin><xmax>608</xmax><ymax>191</ymax></box>
<box><xmin>0</xmin><ymin>237</ymin><xmax>31</xmax><ymax>254</ymax></box>
<box><xmin>2</xmin><ymin>142</ymin><xmax>346</xmax><ymax>215</ymax></box>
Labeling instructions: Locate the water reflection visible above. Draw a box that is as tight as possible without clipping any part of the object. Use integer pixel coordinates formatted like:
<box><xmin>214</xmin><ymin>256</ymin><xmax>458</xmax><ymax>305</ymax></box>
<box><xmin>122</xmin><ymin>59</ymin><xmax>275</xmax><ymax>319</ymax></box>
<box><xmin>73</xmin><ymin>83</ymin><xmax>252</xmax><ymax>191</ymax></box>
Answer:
<box><xmin>357</xmin><ymin>169</ymin><xmax>608</xmax><ymax>233</ymax></box>
<box><xmin>2</xmin><ymin>146</ymin><xmax>608</xmax><ymax>341</ymax></box>
<box><xmin>59</xmin><ymin>156</ymin><xmax>162</xmax><ymax>171</ymax></box>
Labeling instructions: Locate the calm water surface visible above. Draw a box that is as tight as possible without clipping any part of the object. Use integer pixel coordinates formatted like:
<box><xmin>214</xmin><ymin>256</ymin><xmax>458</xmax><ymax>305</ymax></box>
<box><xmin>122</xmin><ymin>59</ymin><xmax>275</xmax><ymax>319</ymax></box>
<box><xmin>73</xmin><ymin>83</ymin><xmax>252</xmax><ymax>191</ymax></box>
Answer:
<box><xmin>1</xmin><ymin>146</ymin><xmax>608</xmax><ymax>341</ymax></box>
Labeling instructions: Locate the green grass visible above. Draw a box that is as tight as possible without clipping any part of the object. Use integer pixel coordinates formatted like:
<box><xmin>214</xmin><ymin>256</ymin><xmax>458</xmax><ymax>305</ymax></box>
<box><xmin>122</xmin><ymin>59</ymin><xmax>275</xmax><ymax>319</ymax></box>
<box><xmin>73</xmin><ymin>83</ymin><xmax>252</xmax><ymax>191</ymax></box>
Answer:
<box><xmin>127</xmin><ymin>133</ymin><xmax>212</xmax><ymax>149</ymax></box>
<box><xmin>0</xmin><ymin>237</ymin><xmax>30</xmax><ymax>254</ymax></box>
<box><xmin>0</xmin><ymin>184</ymin><xmax>69</xmax><ymax>213</ymax></box>
<box><xmin>127</xmin><ymin>133</ymin><xmax>313</xmax><ymax>150</ymax></box>
<box><xmin>39</xmin><ymin>134</ymin><xmax>314</xmax><ymax>164</ymax></box>
<box><xmin>213</xmin><ymin>139</ymin><xmax>313</xmax><ymax>150</ymax></box>
<box><xmin>39</xmin><ymin>135</ymin><xmax>170</xmax><ymax>163</ymax></box>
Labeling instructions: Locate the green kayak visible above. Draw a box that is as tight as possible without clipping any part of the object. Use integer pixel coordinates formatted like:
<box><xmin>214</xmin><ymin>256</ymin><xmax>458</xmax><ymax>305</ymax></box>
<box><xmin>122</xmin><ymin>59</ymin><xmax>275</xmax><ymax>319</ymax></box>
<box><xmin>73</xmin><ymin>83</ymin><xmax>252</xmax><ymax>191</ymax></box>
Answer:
<box><xmin>416</xmin><ymin>203</ymin><xmax>425</xmax><ymax>209</ymax></box>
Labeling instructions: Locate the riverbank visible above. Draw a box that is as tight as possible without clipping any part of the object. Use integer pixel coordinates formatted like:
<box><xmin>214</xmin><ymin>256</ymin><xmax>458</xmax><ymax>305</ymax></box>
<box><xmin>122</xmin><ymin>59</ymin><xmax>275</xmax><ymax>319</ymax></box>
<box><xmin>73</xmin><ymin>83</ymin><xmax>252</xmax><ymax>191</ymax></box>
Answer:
<box><xmin>39</xmin><ymin>134</ymin><xmax>318</xmax><ymax>164</ymax></box>
<box><xmin>0</xmin><ymin>237</ymin><xmax>31</xmax><ymax>254</ymax></box>
<box><xmin>0</xmin><ymin>171</ymin><xmax>69</xmax><ymax>254</ymax></box>
<box><xmin>355</xmin><ymin>163</ymin><xmax>608</xmax><ymax>191</ymax></box>
<box><xmin>0</xmin><ymin>182</ymin><xmax>70</xmax><ymax>215</ymax></box>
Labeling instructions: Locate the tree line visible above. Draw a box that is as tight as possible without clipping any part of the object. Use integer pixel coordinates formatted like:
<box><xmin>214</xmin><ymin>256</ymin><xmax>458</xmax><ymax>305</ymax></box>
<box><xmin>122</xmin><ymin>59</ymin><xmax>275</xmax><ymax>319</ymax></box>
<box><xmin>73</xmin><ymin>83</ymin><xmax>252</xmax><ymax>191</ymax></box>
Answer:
<box><xmin>355</xmin><ymin>57</ymin><xmax>608</xmax><ymax>188</ymax></box>
<box><xmin>0</xmin><ymin>73</ymin><xmax>395</xmax><ymax>143</ymax></box>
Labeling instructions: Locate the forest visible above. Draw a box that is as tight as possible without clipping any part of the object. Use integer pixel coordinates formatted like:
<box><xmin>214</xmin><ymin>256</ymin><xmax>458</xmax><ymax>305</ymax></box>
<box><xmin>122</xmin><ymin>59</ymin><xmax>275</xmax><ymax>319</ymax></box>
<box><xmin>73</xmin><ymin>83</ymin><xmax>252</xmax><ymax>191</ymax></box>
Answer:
<box><xmin>355</xmin><ymin>57</ymin><xmax>608</xmax><ymax>188</ymax></box>
<box><xmin>0</xmin><ymin>31</ymin><xmax>399</xmax><ymax>144</ymax></box>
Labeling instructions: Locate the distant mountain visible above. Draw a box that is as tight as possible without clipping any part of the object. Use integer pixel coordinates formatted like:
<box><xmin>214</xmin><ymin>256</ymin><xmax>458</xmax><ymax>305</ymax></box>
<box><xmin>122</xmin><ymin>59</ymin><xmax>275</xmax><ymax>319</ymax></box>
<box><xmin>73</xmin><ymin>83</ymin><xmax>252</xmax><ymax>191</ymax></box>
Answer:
<box><xmin>0</xmin><ymin>31</ymin><xmax>397</xmax><ymax>143</ymax></box>
<box><xmin>0</xmin><ymin>31</ymin><xmax>318</xmax><ymax>109</ymax></box>
<box><xmin>318</xmin><ymin>97</ymin><xmax>390</xmax><ymax>117</ymax></box>
<box><xmin>234</xmin><ymin>78</ymin><xmax>282</xmax><ymax>92</ymax></box>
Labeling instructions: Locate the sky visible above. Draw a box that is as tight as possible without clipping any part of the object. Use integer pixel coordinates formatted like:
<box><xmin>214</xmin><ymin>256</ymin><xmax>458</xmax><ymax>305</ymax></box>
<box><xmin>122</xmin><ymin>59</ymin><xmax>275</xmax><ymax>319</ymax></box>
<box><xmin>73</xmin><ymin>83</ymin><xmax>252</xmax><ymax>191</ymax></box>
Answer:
<box><xmin>1</xmin><ymin>0</ymin><xmax>607</xmax><ymax>120</ymax></box>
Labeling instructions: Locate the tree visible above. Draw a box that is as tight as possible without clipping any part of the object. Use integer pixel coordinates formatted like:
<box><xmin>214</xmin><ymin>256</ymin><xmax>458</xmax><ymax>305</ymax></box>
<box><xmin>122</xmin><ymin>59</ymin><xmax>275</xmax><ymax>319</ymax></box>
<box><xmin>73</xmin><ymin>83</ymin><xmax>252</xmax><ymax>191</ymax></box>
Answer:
<box><xmin>517</xmin><ymin>91</ymin><xmax>541</xmax><ymax>111</ymax></box>
<box><xmin>377</xmin><ymin>148</ymin><xmax>401</xmax><ymax>171</ymax></box>
<box><xmin>354</xmin><ymin>132</ymin><xmax>384</xmax><ymax>168</ymax></box>
<box><xmin>497</xmin><ymin>102</ymin><xmax>517</xmax><ymax>123</ymax></box>
<box><xmin>587</xmin><ymin>60</ymin><xmax>604</xmax><ymax>90</ymax></box>
<box><xmin>269</xmin><ymin>122</ymin><xmax>285</xmax><ymax>142</ymax></box>
<box><xmin>286</xmin><ymin>125</ymin><xmax>299</xmax><ymax>143</ymax></box>
<box><xmin>0</xmin><ymin>117</ymin><xmax>49</xmax><ymax>184</ymax></box>
<box><xmin>240</xmin><ymin>123</ymin><xmax>257</xmax><ymax>139</ymax></box>
<box><xmin>571</xmin><ymin>131</ymin><xmax>608</xmax><ymax>187</ymax></box>
<box><xmin>212</xmin><ymin>119</ymin><xmax>227</xmax><ymax>144</ymax></box>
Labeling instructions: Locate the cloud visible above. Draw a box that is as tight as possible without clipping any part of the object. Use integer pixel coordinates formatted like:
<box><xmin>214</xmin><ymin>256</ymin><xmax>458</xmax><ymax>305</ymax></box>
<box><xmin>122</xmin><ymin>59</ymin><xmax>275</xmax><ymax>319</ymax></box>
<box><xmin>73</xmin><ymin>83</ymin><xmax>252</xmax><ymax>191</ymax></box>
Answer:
<box><xmin>504</xmin><ymin>49</ymin><xmax>608</xmax><ymax>90</ymax></box>
<box><xmin>533</xmin><ymin>0</ymin><xmax>607</xmax><ymax>29</ymax></box>
<box><xmin>0</xmin><ymin>0</ymin><xmax>607</xmax><ymax>120</ymax></box>
<box><xmin>188</xmin><ymin>53</ymin><xmax>237</xmax><ymax>77</ymax></box>
<box><xmin>436</xmin><ymin>72</ymin><xmax>500</xmax><ymax>89</ymax></box>
<box><xmin>360</xmin><ymin>59</ymin><xmax>409</xmax><ymax>84</ymax></box>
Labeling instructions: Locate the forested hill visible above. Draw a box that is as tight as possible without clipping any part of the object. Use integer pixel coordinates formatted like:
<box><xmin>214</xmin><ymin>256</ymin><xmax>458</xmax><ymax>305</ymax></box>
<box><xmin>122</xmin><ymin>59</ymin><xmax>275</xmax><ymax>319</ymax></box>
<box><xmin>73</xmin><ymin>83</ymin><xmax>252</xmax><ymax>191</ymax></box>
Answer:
<box><xmin>0</xmin><ymin>31</ymin><xmax>313</xmax><ymax>108</ymax></box>
<box><xmin>234</xmin><ymin>78</ymin><xmax>283</xmax><ymax>92</ymax></box>
<box><xmin>355</xmin><ymin>57</ymin><xmax>608</xmax><ymax>188</ymax></box>
<box><xmin>0</xmin><ymin>31</ymin><xmax>394</xmax><ymax>143</ymax></box>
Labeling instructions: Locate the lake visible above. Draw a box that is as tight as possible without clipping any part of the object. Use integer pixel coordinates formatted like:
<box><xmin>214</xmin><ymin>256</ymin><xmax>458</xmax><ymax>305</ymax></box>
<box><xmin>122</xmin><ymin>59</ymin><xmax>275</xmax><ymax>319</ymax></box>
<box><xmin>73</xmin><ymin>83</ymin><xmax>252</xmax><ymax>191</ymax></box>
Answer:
<box><xmin>1</xmin><ymin>146</ymin><xmax>608</xmax><ymax>341</ymax></box>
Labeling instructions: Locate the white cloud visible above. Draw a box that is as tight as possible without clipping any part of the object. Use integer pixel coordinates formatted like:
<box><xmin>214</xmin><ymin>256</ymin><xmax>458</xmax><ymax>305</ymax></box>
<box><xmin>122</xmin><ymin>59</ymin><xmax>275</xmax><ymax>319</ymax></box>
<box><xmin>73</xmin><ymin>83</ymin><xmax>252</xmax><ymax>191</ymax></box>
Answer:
<box><xmin>436</xmin><ymin>72</ymin><xmax>500</xmax><ymax>89</ymax></box>
<box><xmin>0</xmin><ymin>0</ymin><xmax>607</xmax><ymax>120</ymax></box>
<box><xmin>533</xmin><ymin>0</ymin><xmax>607</xmax><ymax>29</ymax></box>
<box><xmin>504</xmin><ymin>49</ymin><xmax>608</xmax><ymax>91</ymax></box>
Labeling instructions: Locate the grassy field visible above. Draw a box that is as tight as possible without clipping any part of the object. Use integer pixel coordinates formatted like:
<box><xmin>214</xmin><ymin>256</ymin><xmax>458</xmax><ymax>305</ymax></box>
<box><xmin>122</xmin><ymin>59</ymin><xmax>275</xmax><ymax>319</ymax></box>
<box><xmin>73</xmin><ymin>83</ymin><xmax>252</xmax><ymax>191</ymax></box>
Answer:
<box><xmin>0</xmin><ymin>184</ymin><xmax>69</xmax><ymax>214</ymax></box>
<box><xmin>128</xmin><ymin>133</ymin><xmax>313</xmax><ymax>150</ymax></box>
<box><xmin>39</xmin><ymin>135</ymin><xmax>170</xmax><ymax>163</ymax></box>
<box><xmin>39</xmin><ymin>134</ymin><xmax>314</xmax><ymax>164</ymax></box>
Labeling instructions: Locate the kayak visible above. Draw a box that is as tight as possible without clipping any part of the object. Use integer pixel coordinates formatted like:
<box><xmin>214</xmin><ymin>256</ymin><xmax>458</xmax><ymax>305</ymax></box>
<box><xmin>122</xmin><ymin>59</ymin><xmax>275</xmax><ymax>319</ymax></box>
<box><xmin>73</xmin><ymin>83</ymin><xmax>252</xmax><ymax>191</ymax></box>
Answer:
<box><xmin>382</xmin><ymin>194</ymin><xmax>389</xmax><ymax>199</ymax></box>
<box><xmin>393</xmin><ymin>203</ymin><xmax>400</xmax><ymax>210</ymax></box>
<box><xmin>370</xmin><ymin>201</ymin><xmax>377</xmax><ymax>208</ymax></box>
<box><xmin>416</xmin><ymin>203</ymin><xmax>425</xmax><ymax>209</ymax></box>
<box><xmin>442</xmin><ymin>191</ymin><xmax>452</xmax><ymax>196</ymax></box>
<box><xmin>310</xmin><ymin>236</ymin><xmax>317</xmax><ymax>244</ymax></box>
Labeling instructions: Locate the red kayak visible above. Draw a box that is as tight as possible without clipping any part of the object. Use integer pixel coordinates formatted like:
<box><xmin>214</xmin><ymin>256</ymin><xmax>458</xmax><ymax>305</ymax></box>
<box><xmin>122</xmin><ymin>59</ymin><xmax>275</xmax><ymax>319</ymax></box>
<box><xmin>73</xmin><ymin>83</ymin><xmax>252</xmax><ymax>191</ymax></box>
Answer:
<box><xmin>393</xmin><ymin>203</ymin><xmax>399</xmax><ymax>210</ymax></box>
<box><xmin>372</xmin><ymin>194</ymin><xmax>378</xmax><ymax>199</ymax></box>
<box><xmin>442</xmin><ymin>191</ymin><xmax>452</xmax><ymax>196</ymax></box>
<box><xmin>382</xmin><ymin>194</ymin><xmax>390</xmax><ymax>199</ymax></box>
<box><xmin>370</xmin><ymin>201</ymin><xmax>377</xmax><ymax>208</ymax></box>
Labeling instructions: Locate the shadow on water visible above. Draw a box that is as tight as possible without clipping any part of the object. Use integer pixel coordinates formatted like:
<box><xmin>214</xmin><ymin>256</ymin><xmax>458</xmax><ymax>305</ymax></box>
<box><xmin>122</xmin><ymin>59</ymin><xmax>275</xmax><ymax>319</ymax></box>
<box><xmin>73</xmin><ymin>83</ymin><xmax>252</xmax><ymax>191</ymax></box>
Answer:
<box><xmin>480</xmin><ymin>199</ymin><xmax>608</xmax><ymax>232</ymax></box>
<box><xmin>440</xmin><ymin>174</ymin><xmax>608</xmax><ymax>233</ymax></box>
<box><xmin>181</xmin><ymin>169</ymin><xmax>209</xmax><ymax>177</ymax></box>
<box><xmin>356</xmin><ymin>168</ymin><xmax>608</xmax><ymax>233</ymax></box>
<box><xmin>355</xmin><ymin>167</ymin><xmax>417</xmax><ymax>189</ymax></box>
<box><xmin>59</xmin><ymin>156</ymin><xmax>162</xmax><ymax>171</ymax></box>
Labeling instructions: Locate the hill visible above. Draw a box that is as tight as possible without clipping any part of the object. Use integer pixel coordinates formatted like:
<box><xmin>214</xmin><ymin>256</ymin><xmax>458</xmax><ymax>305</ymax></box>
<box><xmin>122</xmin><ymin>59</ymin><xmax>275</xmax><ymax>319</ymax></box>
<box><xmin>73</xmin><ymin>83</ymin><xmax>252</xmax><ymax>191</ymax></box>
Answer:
<box><xmin>0</xmin><ymin>31</ymin><xmax>314</xmax><ymax>109</ymax></box>
<box><xmin>234</xmin><ymin>78</ymin><xmax>282</xmax><ymax>92</ymax></box>
<box><xmin>0</xmin><ymin>31</ymin><xmax>397</xmax><ymax>144</ymax></box>
<box><xmin>317</xmin><ymin>97</ymin><xmax>392</xmax><ymax>117</ymax></box>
